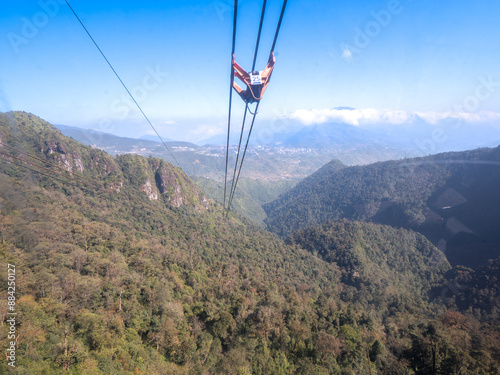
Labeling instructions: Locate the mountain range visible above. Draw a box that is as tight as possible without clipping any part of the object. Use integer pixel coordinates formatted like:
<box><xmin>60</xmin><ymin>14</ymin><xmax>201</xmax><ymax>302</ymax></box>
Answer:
<box><xmin>264</xmin><ymin>145</ymin><xmax>500</xmax><ymax>268</ymax></box>
<box><xmin>55</xmin><ymin>124</ymin><xmax>197</xmax><ymax>153</ymax></box>
<box><xmin>0</xmin><ymin>111</ymin><xmax>498</xmax><ymax>374</ymax></box>
<box><xmin>205</xmin><ymin>110</ymin><xmax>500</xmax><ymax>163</ymax></box>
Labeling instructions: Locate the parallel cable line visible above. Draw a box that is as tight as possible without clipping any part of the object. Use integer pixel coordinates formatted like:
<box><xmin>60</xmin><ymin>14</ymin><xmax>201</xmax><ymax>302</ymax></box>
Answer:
<box><xmin>223</xmin><ymin>0</ymin><xmax>239</xmax><ymax>213</ymax></box>
<box><xmin>0</xmin><ymin>148</ymin><xmax>169</xmax><ymax>216</ymax></box>
<box><xmin>227</xmin><ymin>102</ymin><xmax>260</xmax><ymax>209</ymax></box>
<box><xmin>0</xmin><ymin>155</ymin><xmax>91</xmax><ymax>190</ymax></box>
<box><xmin>0</xmin><ymin>141</ymin><xmax>132</xmax><ymax>204</ymax></box>
<box><xmin>0</xmin><ymin>141</ymin><xmax>106</xmax><ymax>190</ymax></box>
<box><xmin>226</xmin><ymin>0</ymin><xmax>288</xmax><ymax>214</ymax></box>
<box><xmin>226</xmin><ymin>0</ymin><xmax>268</xmax><ymax>216</ymax></box>
<box><xmin>270</xmin><ymin>0</ymin><xmax>288</xmax><ymax>54</ymax></box>
<box><xmin>251</xmin><ymin>0</ymin><xmax>268</xmax><ymax>71</ymax></box>
<box><xmin>0</xmin><ymin>149</ymin><xmax>110</xmax><ymax>194</ymax></box>
<box><xmin>227</xmin><ymin>102</ymin><xmax>250</xmax><ymax>214</ymax></box>
<box><xmin>0</xmin><ymin>150</ymin><xmax>167</xmax><ymax>216</ymax></box>
<box><xmin>0</xmin><ymin>152</ymin><xmax>128</xmax><ymax>211</ymax></box>
<box><xmin>63</xmin><ymin>0</ymin><xmax>181</xmax><ymax>169</ymax></box>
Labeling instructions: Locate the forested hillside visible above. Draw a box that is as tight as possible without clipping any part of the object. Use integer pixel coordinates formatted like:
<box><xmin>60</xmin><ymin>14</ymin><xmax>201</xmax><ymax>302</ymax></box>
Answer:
<box><xmin>264</xmin><ymin>147</ymin><xmax>500</xmax><ymax>267</ymax></box>
<box><xmin>289</xmin><ymin>220</ymin><xmax>449</xmax><ymax>310</ymax></box>
<box><xmin>0</xmin><ymin>112</ymin><xmax>499</xmax><ymax>374</ymax></box>
<box><xmin>430</xmin><ymin>258</ymin><xmax>500</xmax><ymax>324</ymax></box>
<box><xmin>192</xmin><ymin>176</ymin><xmax>296</xmax><ymax>226</ymax></box>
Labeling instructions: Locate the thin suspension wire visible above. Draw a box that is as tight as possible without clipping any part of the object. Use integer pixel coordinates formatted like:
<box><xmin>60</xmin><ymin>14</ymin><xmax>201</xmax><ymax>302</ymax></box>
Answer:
<box><xmin>63</xmin><ymin>0</ymin><xmax>180</xmax><ymax>169</ymax></box>
<box><xmin>227</xmin><ymin>103</ymin><xmax>250</xmax><ymax>214</ymax></box>
<box><xmin>226</xmin><ymin>0</ymin><xmax>268</xmax><ymax>217</ymax></box>
<box><xmin>0</xmin><ymin>141</ymin><xmax>131</xmax><ymax>205</ymax></box>
<box><xmin>0</xmin><ymin>145</ymin><xmax>168</xmax><ymax>216</ymax></box>
<box><xmin>0</xmin><ymin>149</ymin><xmax>110</xmax><ymax>195</ymax></box>
<box><xmin>252</xmin><ymin>0</ymin><xmax>268</xmax><ymax>71</ymax></box>
<box><xmin>0</xmin><ymin>155</ymin><xmax>88</xmax><ymax>189</ymax></box>
<box><xmin>0</xmin><ymin>140</ymin><xmax>104</xmax><ymax>189</ymax></box>
<box><xmin>223</xmin><ymin>0</ymin><xmax>239</xmax><ymax>213</ymax></box>
<box><xmin>0</xmin><ymin>151</ymin><xmax>92</xmax><ymax>183</ymax></box>
<box><xmin>227</xmin><ymin>102</ymin><xmax>260</xmax><ymax>210</ymax></box>
<box><xmin>248</xmin><ymin>103</ymin><xmax>259</xmax><ymax>116</ymax></box>
<box><xmin>270</xmin><ymin>0</ymin><xmax>288</xmax><ymax>53</ymax></box>
<box><xmin>226</xmin><ymin>0</ymin><xmax>288</xmax><ymax>213</ymax></box>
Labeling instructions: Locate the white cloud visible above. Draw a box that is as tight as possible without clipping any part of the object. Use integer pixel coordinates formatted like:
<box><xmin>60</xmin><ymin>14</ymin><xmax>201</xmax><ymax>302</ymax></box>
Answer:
<box><xmin>141</xmin><ymin>121</ymin><xmax>224</xmax><ymax>143</ymax></box>
<box><xmin>191</xmin><ymin>124</ymin><xmax>224</xmax><ymax>136</ymax></box>
<box><xmin>416</xmin><ymin>111</ymin><xmax>500</xmax><ymax>124</ymax></box>
<box><xmin>341</xmin><ymin>47</ymin><xmax>354</xmax><ymax>63</ymax></box>
<box><xmin>413</xmin><ymin>111</ymin><xmax>448</xmax><ymax>124</ymax></box>
<box><xmin>188</xmin><ymin>124</ymin><xmax>225</xmax><ymax>143</ymax></box>
<box><xmin>290</xmin><ymin>108</ymin><xmax>500</xmax><ymax>126</ymax></box>
<box><xmin>290</xmin><ymin>108</ymin><xmax>412</xmax><ymax>126</ymax></box>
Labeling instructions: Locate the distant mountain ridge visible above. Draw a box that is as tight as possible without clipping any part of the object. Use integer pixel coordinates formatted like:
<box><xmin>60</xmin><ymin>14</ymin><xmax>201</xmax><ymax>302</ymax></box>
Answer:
<box><xmin>1</xmin><ymin>111</ymin><xmax>499</xmax><ymax>374</ymax></box>
<box><xmin>264</xmin><ymin>146</ymin><xmax>500</xmax><ymax>268</ymax></box>
<box><xmin>281</xmin><ymin>108</ymin><xmax>500</xmax><ymax>154</ymax></box>
<box><xmin>280</xmin><ymin>121</ymin><xmax>391</xmax><ymax>149</ymax></box>
<box><xmin>55</xmin><ymin>124</ymin><xmax>198</xmax><ymax>151</ymax></box>
<box><xmin>55</xmin><ymin>120</ymin><xmax>397</xmax><ymax>183</ymax></box>
<box><xmin>1</xmin><ymin>112</ymin><xmax>209</xmax><ymax>211</ymax></box>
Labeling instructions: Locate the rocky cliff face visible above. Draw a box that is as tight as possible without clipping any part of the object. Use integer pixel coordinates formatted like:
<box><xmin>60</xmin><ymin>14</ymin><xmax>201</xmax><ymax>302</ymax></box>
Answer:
<box><xmin>154</xmin><ymin>160</ymin><xmax>209</xmax><ymax>209</ymax></box>
<box><xmin>0</xmin><ymin>112</ymin><xmax>121</xmax><ymax>183</ymax></box>
<box><xmin>0</xmin><ymin>111</ymin><xmax>210</xmax><ymax>212</ymax></box>
<box><xmin>141</xmin><ymin>178</ymin><xmax>159</xmax><ymax>201</ymax></box>
<box><xmin>115</xmin><ymin>155</ymin><xmax>210</xmax><ymax>211</ymax></box>
<box><xmin>122</xmin><ymin>156</ymin><xmax>210</xmax><ymax>210</ymax></box>
<box><xmin>40</xmin><ymin>140</ymin><xmax>84</xmax><ymax>173</ymax></box>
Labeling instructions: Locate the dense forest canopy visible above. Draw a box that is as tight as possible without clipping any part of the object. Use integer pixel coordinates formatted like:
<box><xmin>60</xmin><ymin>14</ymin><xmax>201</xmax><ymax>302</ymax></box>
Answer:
<box><xmin>0</xmin><ymin>112</ymin><xmax>498</xmax><ymax>374</ymax></box>
<box><xmin>264</xmin><ymin>146</ymin><xmax>500</xmax><ymax>268</ymax></box>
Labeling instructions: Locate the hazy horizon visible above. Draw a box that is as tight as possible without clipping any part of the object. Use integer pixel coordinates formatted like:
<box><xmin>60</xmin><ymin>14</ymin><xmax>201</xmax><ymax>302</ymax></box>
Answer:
<box><xmin>2</xmin><ymin>0</ymin><xmax>500</xmax><ymax>150</ymax></box>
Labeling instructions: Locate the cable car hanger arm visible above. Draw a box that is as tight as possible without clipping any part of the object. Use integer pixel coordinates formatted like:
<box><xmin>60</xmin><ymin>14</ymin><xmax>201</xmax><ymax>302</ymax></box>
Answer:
<box><xmin>232</xmin><ymin>52</ymin><xmax>275</xmax><ymax>103</ymax></box>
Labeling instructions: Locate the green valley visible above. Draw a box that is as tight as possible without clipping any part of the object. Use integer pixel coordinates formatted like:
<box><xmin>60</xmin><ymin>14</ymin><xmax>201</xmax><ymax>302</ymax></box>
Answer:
<box><xmin>0</xmin><ymin>112</ymin><xmax>498</xmax><ymax>374</ymax></box>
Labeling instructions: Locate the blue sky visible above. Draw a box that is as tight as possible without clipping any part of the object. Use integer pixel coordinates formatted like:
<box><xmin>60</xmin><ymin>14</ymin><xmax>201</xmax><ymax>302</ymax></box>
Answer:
<box><xmin>1</xmin><ymin>0</ymin><xmax>500</xmax><ymax>143</ymax></box>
